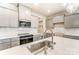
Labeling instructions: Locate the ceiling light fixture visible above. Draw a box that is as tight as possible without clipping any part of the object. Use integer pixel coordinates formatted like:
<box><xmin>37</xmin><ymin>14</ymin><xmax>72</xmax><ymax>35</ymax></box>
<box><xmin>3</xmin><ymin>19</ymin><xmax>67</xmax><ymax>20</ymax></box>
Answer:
<box><xmin>48</xmin><ymin>10</ymin><xmax>51</xmax><ymax>13</ymax></box>
<box><xmin>64</xmin><ymin>3</ymin><xmax>79</xmax><ymax>14</ymax></box>
<box><xmin>34</xmin><ymin>2</ymin><xmax>39</xmax><ymax>5</ymax></box>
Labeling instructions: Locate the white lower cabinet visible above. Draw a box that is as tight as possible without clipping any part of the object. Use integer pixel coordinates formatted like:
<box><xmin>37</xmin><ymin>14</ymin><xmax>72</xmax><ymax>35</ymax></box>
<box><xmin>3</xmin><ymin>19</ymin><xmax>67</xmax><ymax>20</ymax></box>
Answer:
<box><xmin>11</xmin><ymin>37</ymin><xmax>20</xmax><ymax>47</ymax></box>
<box><xmin>2</xmin><ymin>42</ymin><xmax>10</xmax><ymax>50</ymax></box>
<box><xmin>0</xmin><ymin>37</ymin><xmax>20</xmax><ymax>51</ymax></box>
<box><xmin>0</xmin><ymin>39</ymin><xmax>10</xmax><ymax>51</ymax></box>
<box><xmin>0</xmin><ymin>43</ymin><xmax>4</xmax><ymax>50</ymax></box>
<box><xmin>11</xmin><ymin>41</ymin><xmax>20</xmax><ymax>47</ymax></box>
<box><xmin>33</xmin><ymin>35</ymin><xmax>42</xmax><ymax>41</ymax></box>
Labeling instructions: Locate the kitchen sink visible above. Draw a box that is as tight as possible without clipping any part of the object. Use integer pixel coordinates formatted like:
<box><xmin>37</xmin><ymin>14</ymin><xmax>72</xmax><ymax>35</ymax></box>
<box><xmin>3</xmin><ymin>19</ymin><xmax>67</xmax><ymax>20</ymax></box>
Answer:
<box><xmin>27</xmin><ymin>40</ymin><xmax>51</xmax><ymax>54</ymax></box>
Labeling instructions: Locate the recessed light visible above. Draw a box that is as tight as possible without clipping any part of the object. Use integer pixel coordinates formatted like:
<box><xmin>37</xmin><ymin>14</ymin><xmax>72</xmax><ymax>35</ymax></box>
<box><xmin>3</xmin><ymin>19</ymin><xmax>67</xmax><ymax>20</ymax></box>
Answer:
<box><xmin>65</xmin><ymin>3</ymin><xmax>79</xmax><ymax>13</ymax></box>
<box><xmin>48</xmin><ymin>10</ymin><xmax>51</xmax><ymax>13</ymax></box>
<box><xmin>34</xmin><ymin>2</ymin><xmax>39</xmax><ymax>5</ymax></box>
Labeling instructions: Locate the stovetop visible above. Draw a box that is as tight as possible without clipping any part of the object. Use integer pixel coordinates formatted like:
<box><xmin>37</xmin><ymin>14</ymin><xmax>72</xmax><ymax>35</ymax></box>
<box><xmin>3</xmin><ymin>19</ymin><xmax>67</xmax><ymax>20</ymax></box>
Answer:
<box><xmin>18</xmin><ymin>33</ymin><xmax>33</xmax><ymax>38</ymax></box>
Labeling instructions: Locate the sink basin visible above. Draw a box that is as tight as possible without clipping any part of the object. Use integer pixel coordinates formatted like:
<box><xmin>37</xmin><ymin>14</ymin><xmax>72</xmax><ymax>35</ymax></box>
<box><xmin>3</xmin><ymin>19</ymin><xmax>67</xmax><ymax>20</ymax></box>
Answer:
<box><xmin>27</xmin><ymin>40</ymin><xmax>51</xmax><ymax>54</ymax></box>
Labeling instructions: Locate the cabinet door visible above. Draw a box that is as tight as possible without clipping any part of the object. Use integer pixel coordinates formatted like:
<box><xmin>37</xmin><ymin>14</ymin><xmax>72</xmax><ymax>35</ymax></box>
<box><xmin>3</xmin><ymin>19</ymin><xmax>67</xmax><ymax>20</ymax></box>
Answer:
<box><xmin>0</xmin><ymin>40</ymin><xmax>4</xmax><ymax>50</ymax></box>
<box><xmin>0</xmin><ymin>39</ymin><xmax>10</xmax><ymax>51</ymax></box>
<box><xmin>0</xmin><ymin>7</ymin><xmax>18</xmax><ymax>27</ymax></box>
<box><xmin>31</xmin><ymin>16</ymin><xmax>38</xmax><ymax>28</ymax></box>
<box><xmin>11</xmin><ymin>37</ymin><xmax>20</xmax><ymax>47</ymax></box>
<box><xmin>33</xmin><ymin>36</ymin><xmax>37</xmax><ymax>41</ymax></box>
<box><xmin>0</xmin><ymin>42</ymin><xmax>10</xmax><ymax>51</ymax></box>
<box><xmin>53</xmin><ymin>15</ymin><xmax>64</xmax><ymax>23</ymax></box>
<box><xmin>0</xmin><ymin>8</ymin><xmax>9</xmax><ymax>27</ymax></box>
<box><xmin>19</xmin><ymin>5</ymin><xmax>31</xmax><ymax>20</ymax></box>
<box><xmin>9</xmin><ymin>11</ymin><xmax>18</xmax><ymax>27</ymax></box>
<box><xmin>2</xmin><ymin>42</ymin><xmax>10</xmax><ymax>50</ymax></box>
<box><xmin>33</xmin><ymin>35</ymin><xmax>41</xmax><ymax>41</ymax></box>
<box><xmin>19</xmin><ymin>5</ymin><xmax>26</xmax><ymax>20</ymax></box>
<box><xmin>0</xmin><ymin>43</ymin><xmax>4</xmax><ymax>50</ymax></box>
<box><xmin>11</xmin><ymin>41</ymin><xmax>20</xmax><ymax>47</ymax></box>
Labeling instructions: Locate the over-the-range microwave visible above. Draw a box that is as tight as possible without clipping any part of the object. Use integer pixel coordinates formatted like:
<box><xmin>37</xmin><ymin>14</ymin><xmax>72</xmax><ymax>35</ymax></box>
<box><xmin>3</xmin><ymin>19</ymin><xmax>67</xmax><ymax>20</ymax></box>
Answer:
<box><xmin>19</xmin><ymin>21</ymin><xmax>31</xmax><ymax>28</ymax></box>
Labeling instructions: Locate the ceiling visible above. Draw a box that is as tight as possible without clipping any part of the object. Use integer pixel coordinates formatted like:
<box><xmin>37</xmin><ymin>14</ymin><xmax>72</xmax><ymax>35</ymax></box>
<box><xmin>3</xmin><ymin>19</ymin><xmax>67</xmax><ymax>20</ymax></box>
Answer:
<box><xmin>21</xmin><ymin>3</ymin><xmax>66</xmax><ymax>16</ymax></box>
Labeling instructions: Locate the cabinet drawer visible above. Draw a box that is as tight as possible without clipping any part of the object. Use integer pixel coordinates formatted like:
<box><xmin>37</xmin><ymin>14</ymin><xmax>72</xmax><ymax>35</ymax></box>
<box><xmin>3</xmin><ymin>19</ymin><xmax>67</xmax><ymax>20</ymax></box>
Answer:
<box><xmin>0</xmin><ymin>42</ymin><xmax>10</xmax><ymax>51</ymax></box>
<box><xmin>0</xmin><ymin>40</ymin><xmax>3</xmax><ymax>44</ymax></box>
<box><xmin>0</xmin><ymin>43</ymin><xmax>4</xmax><ymax>50</ymax></box>
<box><xmin>11</xmin><ymin>41</ymin><xmax>20</xmax><ymax>47</ymax></box>
<box><xmin>2</xmin><ymin>39</ymin><xmax>10</xmax><ymax>43</ymax></box>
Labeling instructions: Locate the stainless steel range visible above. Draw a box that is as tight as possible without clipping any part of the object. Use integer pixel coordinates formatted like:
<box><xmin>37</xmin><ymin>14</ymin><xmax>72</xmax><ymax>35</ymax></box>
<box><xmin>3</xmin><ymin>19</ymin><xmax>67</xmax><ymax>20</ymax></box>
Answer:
<box><xmin>18</xmin><ymin>33</ymin><xmax>33</xmax><ymax>45</ymax></box>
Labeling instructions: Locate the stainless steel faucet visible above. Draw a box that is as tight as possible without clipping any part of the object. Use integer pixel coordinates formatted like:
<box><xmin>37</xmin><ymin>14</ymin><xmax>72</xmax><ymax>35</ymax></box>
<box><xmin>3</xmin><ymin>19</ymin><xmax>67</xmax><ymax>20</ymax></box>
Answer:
<box><xmin>43</xmin><ymin>29</ymin><xmax>55</xmax><ymax>54</ymax></box>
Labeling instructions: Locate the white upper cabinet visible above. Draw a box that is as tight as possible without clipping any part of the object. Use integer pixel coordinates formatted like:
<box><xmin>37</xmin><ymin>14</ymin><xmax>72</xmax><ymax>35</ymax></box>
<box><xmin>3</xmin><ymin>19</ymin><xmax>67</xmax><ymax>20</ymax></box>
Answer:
<box><xmin>0</xmin><ymin>7</ymin><xmax>10</xmax><ymax>27</ymax></box>
<box><xmin>19</xmin><ymin>5</ymin><xmax>26</xmax><ymax>20</ymax></box>
<box><xmin>0</xmin><ymin>4</ymin><xmax>18</xmax><ymax>27</ymax></box>
<box><xmin>53</xmin><ymin>15</ymin><xmax>64</xmax><ymax>23</ymax></box>
<box><xmin>0</xmin><ymin>3</ymin><xmax>17</xmax><ymax>11</ymax></box>
<box><xmin>9</xmin><ymin>11</ymin><xmax>18</xmax><ymax>27</ymax></box>
<box><xmin>19</xmin><ymin>5</ymin><xmax>31</xmax><ymax>20</ymax></box>
<box><xmin>0</xmin><ymin>4</ymin><xmax>46</xmax><ymax>28</ymax></box>
<box><xmin>19</xmin><ymin>5</ymin><xmax>44</xmax><ymax>28</ymax></box>
<box><xmin>31</xmin><ymin>15</ymin><xmax>38</xmax><ymax>28</ymax></box>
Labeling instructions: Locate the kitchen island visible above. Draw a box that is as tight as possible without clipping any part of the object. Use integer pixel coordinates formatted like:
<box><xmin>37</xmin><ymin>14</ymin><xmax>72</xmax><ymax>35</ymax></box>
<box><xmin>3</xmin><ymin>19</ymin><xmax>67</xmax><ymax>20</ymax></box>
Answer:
<box><xmin>0</xmin><ymin>37</ymin><xmax>52</xmax><ymax>55</ymax></box>
<box><xmin>0</xmin><ymin>36</ymin><xmax>79</xmax><ymax>55</ymax></box>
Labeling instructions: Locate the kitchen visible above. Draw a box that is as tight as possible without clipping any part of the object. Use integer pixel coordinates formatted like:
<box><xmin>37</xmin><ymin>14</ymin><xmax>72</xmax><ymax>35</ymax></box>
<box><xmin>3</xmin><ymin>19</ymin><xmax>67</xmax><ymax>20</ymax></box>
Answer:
<box><xmin>0</xmin><ymin>3</ymin><xmax>79</xmax><ymax>55</ymax></box>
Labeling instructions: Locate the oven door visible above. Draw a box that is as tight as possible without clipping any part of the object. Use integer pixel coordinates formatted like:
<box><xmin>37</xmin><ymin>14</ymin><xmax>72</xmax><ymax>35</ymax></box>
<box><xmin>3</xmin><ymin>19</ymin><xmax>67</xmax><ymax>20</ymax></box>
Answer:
<box><xmin>20</xmin><ymin>37</ymin><xmax>33</xmax><ymax>45</ymax></box>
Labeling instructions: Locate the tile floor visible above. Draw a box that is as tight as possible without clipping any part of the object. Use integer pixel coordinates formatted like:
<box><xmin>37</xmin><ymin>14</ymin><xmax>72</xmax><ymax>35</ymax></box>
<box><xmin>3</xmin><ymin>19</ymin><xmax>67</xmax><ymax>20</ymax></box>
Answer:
<box><xmin>37</xmin><ymin>36</ymin><xmax>79</xmax><ymax>55</ymax></box>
